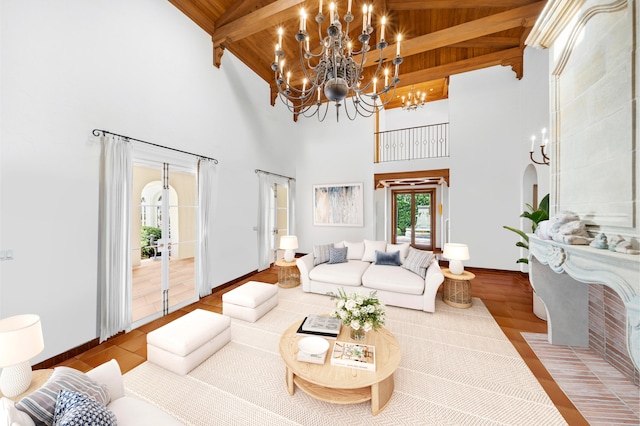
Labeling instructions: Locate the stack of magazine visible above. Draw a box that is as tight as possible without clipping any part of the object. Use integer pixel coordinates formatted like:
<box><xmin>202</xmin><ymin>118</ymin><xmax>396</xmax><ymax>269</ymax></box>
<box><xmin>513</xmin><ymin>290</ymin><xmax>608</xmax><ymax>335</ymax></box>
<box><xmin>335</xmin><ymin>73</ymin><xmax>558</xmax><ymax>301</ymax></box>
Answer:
<box><xmin>330</xmin><ymin>341</ymin><xmax>376</xmax><ymax>371</ymax></box>
<box><xmin>296</xmin><ymin>315</ymin><xmax>342</xmax><ymax>339</ymax></box>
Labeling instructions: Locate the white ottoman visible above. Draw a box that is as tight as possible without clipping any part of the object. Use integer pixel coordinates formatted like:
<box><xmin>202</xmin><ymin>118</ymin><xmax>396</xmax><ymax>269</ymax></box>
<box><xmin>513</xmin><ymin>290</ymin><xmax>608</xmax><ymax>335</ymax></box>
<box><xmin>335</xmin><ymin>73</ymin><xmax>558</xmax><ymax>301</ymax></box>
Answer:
<box><xmin>222</xmin><ymin>281</ymin><xmax>278</xmax><ymax>322</ymax></box>
<box><xmin>146</xmin><ymin>309</ymin><xmax>231</xmax><ymax>375</ymax></box>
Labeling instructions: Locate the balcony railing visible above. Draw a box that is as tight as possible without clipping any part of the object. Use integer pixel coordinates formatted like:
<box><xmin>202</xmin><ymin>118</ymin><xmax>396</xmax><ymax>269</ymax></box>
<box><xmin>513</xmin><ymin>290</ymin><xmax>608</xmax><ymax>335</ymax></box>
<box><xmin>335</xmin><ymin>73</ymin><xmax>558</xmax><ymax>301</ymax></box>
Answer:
<box><xmin>375</xmin><ymin>122</ymin><xmax>449</xmax><ymax>163</ymax></box>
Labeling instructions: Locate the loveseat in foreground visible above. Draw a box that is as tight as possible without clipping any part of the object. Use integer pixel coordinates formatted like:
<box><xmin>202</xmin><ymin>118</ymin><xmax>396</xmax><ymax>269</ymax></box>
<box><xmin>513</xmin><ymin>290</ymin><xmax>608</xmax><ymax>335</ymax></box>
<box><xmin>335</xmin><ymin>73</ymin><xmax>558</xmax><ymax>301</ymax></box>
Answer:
<box><xmin>297</xmin><ymin>240</ymin><xmax>444</xmax><ymax>312</ymax></box>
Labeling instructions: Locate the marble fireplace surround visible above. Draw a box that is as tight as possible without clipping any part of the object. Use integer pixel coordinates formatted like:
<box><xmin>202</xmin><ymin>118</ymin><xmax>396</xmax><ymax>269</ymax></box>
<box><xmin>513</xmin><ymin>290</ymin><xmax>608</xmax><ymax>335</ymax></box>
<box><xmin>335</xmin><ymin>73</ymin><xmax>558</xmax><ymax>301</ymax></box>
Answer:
<box><xmin>529</xmin><ymin>236</ymin><xmax>640</xmax><ymax>374</ymax></box>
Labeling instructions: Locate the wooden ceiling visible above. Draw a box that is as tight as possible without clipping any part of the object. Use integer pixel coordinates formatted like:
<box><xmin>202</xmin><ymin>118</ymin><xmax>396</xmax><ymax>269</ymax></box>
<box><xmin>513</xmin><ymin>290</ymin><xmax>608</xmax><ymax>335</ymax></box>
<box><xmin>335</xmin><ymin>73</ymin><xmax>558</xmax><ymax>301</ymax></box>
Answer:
<box><xmin>168</xmin><ymin>0</ymin><xmax>546</xmax><ymax>110</ymax></box>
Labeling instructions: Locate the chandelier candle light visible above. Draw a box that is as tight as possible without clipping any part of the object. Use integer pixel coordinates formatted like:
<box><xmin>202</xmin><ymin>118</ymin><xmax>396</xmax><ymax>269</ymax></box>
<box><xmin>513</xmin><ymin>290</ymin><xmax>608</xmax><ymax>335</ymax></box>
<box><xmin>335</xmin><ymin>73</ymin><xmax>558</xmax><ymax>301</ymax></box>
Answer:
<box><xmin>529</xmin><ymin>127</ymin><xmax>550</xmax><ymax>165</ymax></box>
<box><xmin>401</xmin><ymin>86</ymin><xmax>427</xmax><ymax>111</ymax></box>
<box><xmin>272</xmin><ymin>1</ymin><xmax>403</xmax><ymax>121</ymax></box>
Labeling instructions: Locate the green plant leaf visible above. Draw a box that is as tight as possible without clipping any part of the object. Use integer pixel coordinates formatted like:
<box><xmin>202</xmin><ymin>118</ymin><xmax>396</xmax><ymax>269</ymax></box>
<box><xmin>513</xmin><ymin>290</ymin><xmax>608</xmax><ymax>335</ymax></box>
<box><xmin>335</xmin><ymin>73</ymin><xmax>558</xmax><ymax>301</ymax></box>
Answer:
<box><xmin>515</xmin><ymin>241</ymin><xmax>529</xmax><ymax>249</ymax></box>
<box><xmin>516</xmin><ymin>258</ymin><xmax>529</xmax><ymax>264</ymax></box>
<box><xmin>503</xmin><ymin>225</ymin><xmax>530</xmax><ymax>243</ymax></box>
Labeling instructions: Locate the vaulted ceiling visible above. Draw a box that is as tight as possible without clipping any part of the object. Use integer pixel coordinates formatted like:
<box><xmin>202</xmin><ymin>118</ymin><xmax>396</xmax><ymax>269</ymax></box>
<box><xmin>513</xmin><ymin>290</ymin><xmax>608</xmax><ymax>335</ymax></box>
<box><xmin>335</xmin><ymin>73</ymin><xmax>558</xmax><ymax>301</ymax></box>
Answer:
<box><xmin>168</xmin><ymin>0</ymin><xmax>546</xmax><ymax>110</ymax></box>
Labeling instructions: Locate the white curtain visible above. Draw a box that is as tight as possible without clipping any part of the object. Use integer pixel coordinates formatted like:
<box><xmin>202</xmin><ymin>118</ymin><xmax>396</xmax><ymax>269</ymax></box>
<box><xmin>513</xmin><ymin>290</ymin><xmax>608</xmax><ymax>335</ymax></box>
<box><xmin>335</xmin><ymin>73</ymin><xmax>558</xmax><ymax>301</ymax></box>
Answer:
<box><xmin>196</xmin><ymin>159</ymin><xmax>218</xmax><ymax>297</ymax></box>
<box><xmin>257</xmin><ymin>172</ymin><xmax>295</xmax><ymax>271</ymax></box>
<box><xmin>257</xmin><ymin>173</ymin><xmax>273</xmax><ymax>271</ymax></box>
<box><xmin>98</xmin><ymin>134</ymin><xmax>133</xmax><ymax>342</ymax></box>
<box><xmin>288</xmin><ymin>179</ymin><xmax>296</xmax><ymax>236</ymax></box>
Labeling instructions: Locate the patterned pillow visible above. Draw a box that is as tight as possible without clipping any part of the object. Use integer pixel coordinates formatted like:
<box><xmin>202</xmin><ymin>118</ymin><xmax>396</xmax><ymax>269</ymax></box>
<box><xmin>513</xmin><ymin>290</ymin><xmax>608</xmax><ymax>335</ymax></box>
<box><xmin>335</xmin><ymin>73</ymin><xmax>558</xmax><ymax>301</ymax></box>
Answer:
<box><xmin>53</xmin><ymin>389</ymin><xmax>116</xmax><ymax>426</ymax></box>
<box><xmin>374</xmin><ymin>250</ymin><xmax>401</xmax><ymax>266</ymax></box>
<box><xmin>328</xmin><ymin>246</ymin><xmax>348</xmax><ymax>264</ymax></box>
<box><xmin>15</xmin><ymin>367</ymin><xmax>110</xmax><ymax>426</ymax></box>
<box><xmin>402</xmin><ymin>247</ymin><xmax>434</xmax><ymax>278</ymax></box>
<box><xmin>313</xmin><ymin>244</ymin><xmax>333</xmax><ymax>266</ymax></box>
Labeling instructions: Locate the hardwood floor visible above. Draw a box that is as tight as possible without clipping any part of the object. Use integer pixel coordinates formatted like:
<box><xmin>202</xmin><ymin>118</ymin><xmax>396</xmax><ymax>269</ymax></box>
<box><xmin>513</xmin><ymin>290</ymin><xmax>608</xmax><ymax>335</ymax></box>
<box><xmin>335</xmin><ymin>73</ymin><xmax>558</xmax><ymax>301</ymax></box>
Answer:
<box><xmin>52</xmin><ymin>265</ymin><xmax>588</xmax><ymax>425</ymax></box>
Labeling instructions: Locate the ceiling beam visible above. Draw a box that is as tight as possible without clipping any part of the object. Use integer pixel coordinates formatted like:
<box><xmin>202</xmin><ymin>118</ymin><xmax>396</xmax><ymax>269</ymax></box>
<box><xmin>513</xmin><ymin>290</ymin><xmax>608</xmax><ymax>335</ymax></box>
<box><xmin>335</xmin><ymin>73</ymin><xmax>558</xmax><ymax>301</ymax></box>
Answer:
<box><xmin>212</xmin><ymin>0</ymin><xmax>304</xmax><ymax>44</ymax></box>
<box><xmin>450</xmin><ymin>36</ymin><xmax>520</xmax><ymax>49</ymax></box>
<box><xmin>387</xmin><ymin>0</ymin><xmax>540</xmax><ymax>10</ymax></box>
<box><xmin>396</xmin><ymin>47</ymin><xmax>524</xmax><ymax>87</ymax></box>
<box><xmin>362</xmin><ymin>1</ymin><xmax>545</xmax><ymax>65</ymax></box>
<box><xmin>169</xmin><ymin>0</ymin><xmax>216</xmax><ymax>35</ymax></box>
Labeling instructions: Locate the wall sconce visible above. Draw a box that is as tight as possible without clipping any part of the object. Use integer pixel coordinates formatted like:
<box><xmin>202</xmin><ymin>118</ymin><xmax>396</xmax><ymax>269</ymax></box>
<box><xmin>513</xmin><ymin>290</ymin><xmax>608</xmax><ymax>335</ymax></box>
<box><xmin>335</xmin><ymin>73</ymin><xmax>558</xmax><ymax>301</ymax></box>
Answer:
<box><xmin>529</xmin><ymin>128</ymin><xmax>550</xmax><ymax>165</ymax></box>
<box><xmin>280</xmin><ymin>235</ymin><xmax>299</xmax><ymax>262</ymax></box>
<box><xmin>443</xmin><ymin>243</ymin><xmax>470</xmax><ymax>275</ymax></box>
<box><xmin>0</xmin><ymin>314</ymin><xmax>45</xmax><ymax>397</ymax></box>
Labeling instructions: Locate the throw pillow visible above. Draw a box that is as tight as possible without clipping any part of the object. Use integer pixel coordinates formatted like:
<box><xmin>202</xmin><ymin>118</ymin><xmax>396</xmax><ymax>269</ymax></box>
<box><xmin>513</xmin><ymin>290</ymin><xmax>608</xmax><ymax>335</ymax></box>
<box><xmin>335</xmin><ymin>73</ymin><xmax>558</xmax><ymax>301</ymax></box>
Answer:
<box><xmin>53</xmin><ymin>389</ymin><xmax>116</xmax><ymax>426</ymax></box>
<box><xmin>361</xmin><ymin>240</ymin><xmax>387</xmax><ymax>262</ymax></box>
<box><xmin>374</xmin><ymin>250</ymin><xmax>401</xmax><ymax>266</ymax></box>
<box><xmin>15</xmin><ymin>367</ymin><xmax>110</xmax><ymax>426</ymax></box>
<box><xmin>328</xmin><ymin>246</ymin><xmax>348</xmax><ymax>264</ymax></box>
<box><xmin>343</xmin><ymin>241</ymin><xmax>365</xmax><ymax>260</ymax></box>
<box><xmin>313</xmin><ymin>243</ymin><xmax>333</xmax><ymax>266</ymax></box>
<box><xmin>386</xmin><ymin>242</ymin><xmax>410</xmax><ymax>264</ymax></box>
<box><xmin>402</xmin><ymin>247</ymin><xmax>435</xmax><ymax>279</ymax></box>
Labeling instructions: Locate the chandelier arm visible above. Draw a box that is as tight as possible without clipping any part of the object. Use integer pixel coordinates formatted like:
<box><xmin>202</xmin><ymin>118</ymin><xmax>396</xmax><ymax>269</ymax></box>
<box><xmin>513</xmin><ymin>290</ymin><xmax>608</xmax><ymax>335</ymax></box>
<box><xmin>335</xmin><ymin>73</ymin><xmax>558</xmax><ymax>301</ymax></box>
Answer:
<box><xmin>316</xmin><ymin>101</ymin><xmax>330</xmax><ymax>121</ymax></box>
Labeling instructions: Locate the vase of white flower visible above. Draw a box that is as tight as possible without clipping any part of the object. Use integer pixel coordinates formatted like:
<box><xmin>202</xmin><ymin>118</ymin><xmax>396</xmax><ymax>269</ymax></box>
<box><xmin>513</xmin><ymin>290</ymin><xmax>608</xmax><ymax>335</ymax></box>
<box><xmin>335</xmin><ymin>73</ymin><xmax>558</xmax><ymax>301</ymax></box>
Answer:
<box><xmin>328</xmin><ymin>288</ymin><xmax>385</xmax><ymax>341</ymax></box>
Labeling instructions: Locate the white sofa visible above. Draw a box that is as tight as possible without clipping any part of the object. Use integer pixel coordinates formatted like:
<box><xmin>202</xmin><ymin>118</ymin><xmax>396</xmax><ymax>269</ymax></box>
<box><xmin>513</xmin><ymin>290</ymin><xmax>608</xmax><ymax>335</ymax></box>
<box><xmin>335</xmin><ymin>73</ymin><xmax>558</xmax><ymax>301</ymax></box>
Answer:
<box><xmin>297</xmin><ymin>240</ymin><xmax>445</xmax><ymax>313</ymax></box>
<box><xmin>1</xmin><ymin>359</ymin><xmax>182</xmax><ymax>426</ymax></box>
<box><xmin>86</xmin><ymin>359</ymin><xmax>183</xmax><ymax>425</ymax></box>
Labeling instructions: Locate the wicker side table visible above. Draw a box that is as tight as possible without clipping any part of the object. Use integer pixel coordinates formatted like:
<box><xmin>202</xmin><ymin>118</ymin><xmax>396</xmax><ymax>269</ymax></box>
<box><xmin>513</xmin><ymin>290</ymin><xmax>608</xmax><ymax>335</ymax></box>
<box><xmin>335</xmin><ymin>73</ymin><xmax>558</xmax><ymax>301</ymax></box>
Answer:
<box><xmin>441</xmin><ymin>268</ymin><xmax>475</xmax><ymax>308</ymax></box>
<box><xmin>276</xmin><ymin>259</ymin><xmax>300</xmax><ymax>288</ymax></box>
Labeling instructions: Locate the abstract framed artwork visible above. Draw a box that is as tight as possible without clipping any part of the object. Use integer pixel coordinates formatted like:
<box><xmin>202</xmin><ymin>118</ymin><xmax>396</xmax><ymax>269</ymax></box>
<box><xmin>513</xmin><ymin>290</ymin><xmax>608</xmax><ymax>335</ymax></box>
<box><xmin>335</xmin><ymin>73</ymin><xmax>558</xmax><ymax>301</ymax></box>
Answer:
<box><xmin>313</xmin><ymin>182</ymin><xmax>363</xmax><ymax>227</ymax></box>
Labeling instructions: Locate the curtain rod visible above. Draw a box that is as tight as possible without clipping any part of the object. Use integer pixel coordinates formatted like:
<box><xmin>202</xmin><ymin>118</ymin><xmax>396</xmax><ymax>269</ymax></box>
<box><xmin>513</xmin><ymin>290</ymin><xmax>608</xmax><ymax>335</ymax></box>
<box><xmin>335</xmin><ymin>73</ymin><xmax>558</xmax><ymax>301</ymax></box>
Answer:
<box><xmin>255</xmin><ymin>169</ymin><xmax>295</xmax><ymax>181</ymax></box>
<box><xmin>93</xmin><ymin>129</ymin><xmax>218</xmax><ymax>164</ymax></box>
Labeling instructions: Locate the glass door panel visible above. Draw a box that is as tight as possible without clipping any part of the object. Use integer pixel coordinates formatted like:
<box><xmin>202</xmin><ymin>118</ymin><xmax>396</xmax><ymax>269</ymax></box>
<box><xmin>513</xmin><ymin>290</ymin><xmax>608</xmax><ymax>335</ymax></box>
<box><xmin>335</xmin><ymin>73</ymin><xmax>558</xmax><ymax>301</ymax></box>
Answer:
<box><xmin>167</xmin><ymin>168</ymin><xmax>197</xmax><ymax>311</ymax></box>
<box><xmin>414</xmin><ymin>193</ymin><xmax>432</xmax><ymax>248</ymax></box>
<box><xmin>132</xmin><ymin>163</ymin><xmax>164</xmax><ymax>323</ymax></box>
<box><xmin>392</xmin><ymin>189</ymin><xmax>435</xmax><ymax>250</ymax></box>
<box><xmin>394</xmin><ymin>193</ymin><xmax>412</xmax><ymax>245</ymax></box>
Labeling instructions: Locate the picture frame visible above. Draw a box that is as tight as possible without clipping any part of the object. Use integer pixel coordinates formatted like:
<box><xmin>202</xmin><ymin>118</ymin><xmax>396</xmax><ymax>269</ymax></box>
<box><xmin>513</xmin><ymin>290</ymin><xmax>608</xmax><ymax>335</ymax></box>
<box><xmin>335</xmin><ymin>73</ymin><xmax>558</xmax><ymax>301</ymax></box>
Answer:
<box><xmin>313</xmin><ymin>182</ymin><xmax>363</xmax><ymax>227</ymax></box>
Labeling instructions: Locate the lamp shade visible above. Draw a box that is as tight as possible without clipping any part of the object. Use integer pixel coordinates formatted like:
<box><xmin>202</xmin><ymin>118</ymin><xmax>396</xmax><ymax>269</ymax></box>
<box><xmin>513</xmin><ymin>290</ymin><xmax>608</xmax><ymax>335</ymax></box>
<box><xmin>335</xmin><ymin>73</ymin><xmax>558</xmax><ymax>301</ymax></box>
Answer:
<box><xmin>0</xmin><ymin>314</ymin><xmax>44</xmax><ymax>367</ymax></box>
<box><xmin>443</xmin><ymin>243</ymin><xmax>470</xmax><ymax>261</ymax></box>
<box><xmin>280</xmin><ymin>236</ymin><xmax>298</xmax><ymax>262</ymax></box>
<box><xmin>279</xmin><ymin>236</ymin><xmax>298</xmax><ymax>250</ymax></box>
<box><xmin>443</xmin><ymin>243</ymin><xmax>470</xmax><ymax>275</ymax></box>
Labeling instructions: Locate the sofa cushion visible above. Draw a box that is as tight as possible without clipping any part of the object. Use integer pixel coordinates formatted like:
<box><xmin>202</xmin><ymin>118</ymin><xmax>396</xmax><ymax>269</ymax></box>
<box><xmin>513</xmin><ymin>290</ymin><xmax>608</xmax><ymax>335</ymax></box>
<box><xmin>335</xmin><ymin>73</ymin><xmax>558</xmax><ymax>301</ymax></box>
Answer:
<box><xmin>313</xmin><ymin>243</ymin><xmax>333</xmax><ymax>265</ymax></box>
<box><xmin>328</xmin><ymin>246</ymin><xmax>348</xmax><ymax>264</ymax></box>
<box><xmin>1</xmin><ymin>397</ymin><xmax>35</xmax><ymax>426</ymax></box>
<box><xmin>362</xmin><ymin>264</ymin><xmax>426</xmax><ymax>295</ymax></box>
<box><xmin>386</xmin><ymin>242</ymin><xmax>410</xmax><ymax>264</ymax></box>
<box><xmin>16</xmin><ymin>367</ymin><xmax>110</xmax><ymax>426</ymax></box>
<box><xmin>362</xmin><ymin>240</ymin><xmax>387</xmax><ymax>262</ymax></box>
<box><xmin>374</xmin><ymin>250</ymin><xmax>401</xmax><ymax>266</ymax></box>
<box><xmin>108</xmin><ymin>396</ymin><xmax>183</xmax><ymax>426</ymax></box>
<box><xmin>344</xmin><ymin>241</ymin><xmax>365</xmax><ymax>260</ymax></box>
<box><xmin>309</xmin><ymin>260</ymin><xmax>370</xmax><ymax>286</ymax></box>
<box><xmin>53</xmin><ymin>389</ymin><xmax>116</xmax><ymax>426</ymax></box>
<box><xmin>402</xmin><ymin>247</ymin><xmax>434</xmax><ymax>279</ymax></box>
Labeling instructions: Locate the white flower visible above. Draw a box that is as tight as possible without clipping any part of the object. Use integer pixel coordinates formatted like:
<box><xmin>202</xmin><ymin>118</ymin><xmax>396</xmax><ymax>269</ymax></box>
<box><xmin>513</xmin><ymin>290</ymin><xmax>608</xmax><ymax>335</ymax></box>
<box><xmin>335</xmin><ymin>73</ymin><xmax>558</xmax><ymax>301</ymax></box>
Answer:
<box><xmin>350</xmin><ymin>320</ymin><xmax>361</xmax><ymax>330</ymax></box>
<box><xmin>356</xmin><ymin>296</ymin><xmax>364</xmax><ymax>305</ymax></box>
<box><xmin>352</xmin><ymin>308</ymin><xmax>360</xmax><ymax>317</ymax></box>
<box><xmin>363</xmin><ymin>322</ymin><xmax>373</xmax><ymax>332</ymax></box>
<box><xmin>345</xmin><ymin>299</ymin><xmax>357</xmax><ymax>311</ymax></box>
<box><xmin>337</xmin><ymin>299</ymin><xmax>345</xmax><ymax>309</ymax></box>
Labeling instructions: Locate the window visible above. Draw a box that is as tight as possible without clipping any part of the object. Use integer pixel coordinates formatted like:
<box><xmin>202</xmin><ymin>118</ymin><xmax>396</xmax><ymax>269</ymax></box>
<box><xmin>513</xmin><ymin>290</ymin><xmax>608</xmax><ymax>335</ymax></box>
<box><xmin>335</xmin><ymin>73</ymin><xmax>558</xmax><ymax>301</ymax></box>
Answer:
<box><xmin>392</xmin><ymin>189</ymin><xmax>435</xmax><ymax>250</ymax></box>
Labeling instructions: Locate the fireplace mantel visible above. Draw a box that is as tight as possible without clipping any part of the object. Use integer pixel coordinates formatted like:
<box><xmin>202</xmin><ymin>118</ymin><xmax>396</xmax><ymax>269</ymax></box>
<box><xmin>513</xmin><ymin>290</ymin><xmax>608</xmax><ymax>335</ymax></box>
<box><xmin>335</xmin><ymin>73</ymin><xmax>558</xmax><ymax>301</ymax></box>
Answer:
<box><xmin>529</xmin><ymin>235</ymin><xmax>640</xmax><ymax>371</ymax></box>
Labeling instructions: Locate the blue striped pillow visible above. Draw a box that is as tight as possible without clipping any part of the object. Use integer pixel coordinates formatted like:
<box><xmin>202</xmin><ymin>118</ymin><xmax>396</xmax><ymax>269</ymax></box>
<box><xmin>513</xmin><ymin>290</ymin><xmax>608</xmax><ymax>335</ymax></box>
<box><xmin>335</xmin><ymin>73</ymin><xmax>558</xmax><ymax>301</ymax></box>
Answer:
<box><xmin>15</xmin><ymin>367</ymin><xmax>110</xmax><ymax>426</ymax></box>
<box><xmin>53</xmin><ymin>389</ymin><xmax>116</xmax><ymax>426</ymax></box>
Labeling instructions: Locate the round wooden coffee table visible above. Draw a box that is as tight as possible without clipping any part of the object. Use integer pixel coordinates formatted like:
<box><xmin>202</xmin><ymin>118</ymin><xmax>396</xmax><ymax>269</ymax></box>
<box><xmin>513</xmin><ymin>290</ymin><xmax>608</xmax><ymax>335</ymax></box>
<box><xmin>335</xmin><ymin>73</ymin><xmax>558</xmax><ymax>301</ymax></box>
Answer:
<box><xmin>279</xmin><ymin>319</ymin><xmax>401</xmax><ymax>415</ymax></box>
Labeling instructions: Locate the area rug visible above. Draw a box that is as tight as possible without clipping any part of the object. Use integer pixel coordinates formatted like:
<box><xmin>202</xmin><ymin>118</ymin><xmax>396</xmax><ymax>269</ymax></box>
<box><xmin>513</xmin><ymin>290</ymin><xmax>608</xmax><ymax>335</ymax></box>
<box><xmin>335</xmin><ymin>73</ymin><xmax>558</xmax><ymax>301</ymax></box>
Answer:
<box><xmin>123</xmin><ymin>288</ymin><xmax>566</xmax><ymax>425</ymax></box>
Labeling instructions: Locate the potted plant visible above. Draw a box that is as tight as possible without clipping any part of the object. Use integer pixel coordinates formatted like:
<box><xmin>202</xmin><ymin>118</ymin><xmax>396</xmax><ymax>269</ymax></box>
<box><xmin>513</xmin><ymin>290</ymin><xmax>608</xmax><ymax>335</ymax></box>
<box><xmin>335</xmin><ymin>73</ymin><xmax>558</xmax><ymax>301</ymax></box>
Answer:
<box><xmin>503</xmin><ymin>194</ymin><xmax>549</xmax><ymax>264</ymax></box>
<box><xmin>328</xmin><ymin>289</ymin><xmax>386</xmax><ymax>341</ymax></box>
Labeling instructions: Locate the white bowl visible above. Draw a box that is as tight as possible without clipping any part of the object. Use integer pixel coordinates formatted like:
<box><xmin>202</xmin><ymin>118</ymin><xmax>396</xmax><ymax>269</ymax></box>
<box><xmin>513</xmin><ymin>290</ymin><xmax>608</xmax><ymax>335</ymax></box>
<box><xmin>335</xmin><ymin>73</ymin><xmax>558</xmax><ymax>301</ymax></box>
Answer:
<box><xmin>298</xmin><ymin>336</ymin><xmax>329</xmax><ymax>355</ymax></box>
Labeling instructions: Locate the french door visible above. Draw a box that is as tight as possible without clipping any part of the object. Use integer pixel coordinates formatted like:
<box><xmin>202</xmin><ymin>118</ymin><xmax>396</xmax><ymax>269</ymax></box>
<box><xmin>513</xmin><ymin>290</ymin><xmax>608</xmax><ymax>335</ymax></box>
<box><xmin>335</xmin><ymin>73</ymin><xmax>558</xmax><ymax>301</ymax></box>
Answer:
<box><xmin>270</xmin><ymin>184</ymin><xmax>289</xmax><ymax>263</ymax></box>
<box><xmin>392</xmin><ymin>189</ymin><xmax>436</xmax><ymax>250</ymax></box>
<box><xmin>131</xmin><ymin>161</ymin><xmax>198</xmax><ymax>325</ymax></box>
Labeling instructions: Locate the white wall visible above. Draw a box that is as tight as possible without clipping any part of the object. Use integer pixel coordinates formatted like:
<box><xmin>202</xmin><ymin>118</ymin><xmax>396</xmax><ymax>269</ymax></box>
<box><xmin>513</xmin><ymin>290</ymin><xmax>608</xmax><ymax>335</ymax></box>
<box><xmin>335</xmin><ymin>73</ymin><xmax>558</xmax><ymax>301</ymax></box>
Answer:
<box><xmin>296</xmin><ymin>47</ymin><xmax>549</xmax><ymax>271</ymax></box>
<box><xmin>0</xmin><ymin>0</ymin><xmax>296</xmax><ymax>363</ymax></box>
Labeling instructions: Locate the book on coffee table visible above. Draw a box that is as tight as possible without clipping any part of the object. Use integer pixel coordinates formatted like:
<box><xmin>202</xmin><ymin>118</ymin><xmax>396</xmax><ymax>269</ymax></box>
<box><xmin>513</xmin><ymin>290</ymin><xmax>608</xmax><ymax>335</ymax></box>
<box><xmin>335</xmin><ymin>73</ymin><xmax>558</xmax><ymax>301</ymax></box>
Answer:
<box><xmin>302</xmin><ymin>315</ymin><xmax>342</xmax><ymax>334</ymax></box>
<box><xmin>296</xmin><ymin>317</ymin><xmax>339</xmax><ymax>339</ymax></box>
<box><xmin>330</xmin><ymin>340</ymin><xmax>376</xmax><ymax>372</ymax></box>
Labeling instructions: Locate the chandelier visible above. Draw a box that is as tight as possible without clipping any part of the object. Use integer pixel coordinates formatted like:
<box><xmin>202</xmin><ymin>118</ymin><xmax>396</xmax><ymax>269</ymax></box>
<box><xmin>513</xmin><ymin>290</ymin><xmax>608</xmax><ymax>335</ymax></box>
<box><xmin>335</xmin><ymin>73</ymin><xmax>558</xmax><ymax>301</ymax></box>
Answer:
<box><xmin>529</xmin><ymin>128</ymin><xmax>550</xmax><ymax>165</ymax></box>
<box><xmin>401</xmin><ymin>86</ymin><xmax>426</xmax><ymax>111</ymax></box>
<box><xmin>272</xmin><ymin>1</ymin><xmax>403</xmax><ymax>122</ymax></box>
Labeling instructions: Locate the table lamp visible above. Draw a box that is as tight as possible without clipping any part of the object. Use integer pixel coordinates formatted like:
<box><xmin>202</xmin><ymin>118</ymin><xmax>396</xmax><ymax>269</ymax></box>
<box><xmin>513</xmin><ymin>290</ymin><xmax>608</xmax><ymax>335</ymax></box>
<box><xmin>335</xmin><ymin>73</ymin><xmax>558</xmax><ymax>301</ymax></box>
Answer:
<box><xmin>280</xmin><ymin>236</ymin><xmax>298</xmax><ymax>262</ymax></box>
<box><xmin>0</xmin><ymin>314</ymin><xmax>45</xmax><ymax>397</ymax></box>
<box><xmin>443</xmin><ymin>243</ymin><xmax>470</xmax><ymax>275</ymax></box>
